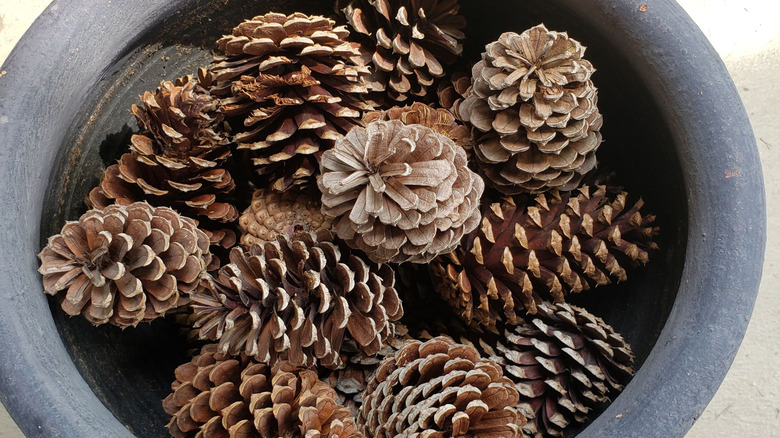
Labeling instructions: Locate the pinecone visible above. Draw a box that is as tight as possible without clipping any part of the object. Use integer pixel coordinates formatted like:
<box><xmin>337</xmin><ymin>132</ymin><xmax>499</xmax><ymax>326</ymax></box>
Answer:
<box><xmin>481</xmin><ymin>302</ymin><xmax>635</xmax><ymax>437</ymax></box>
<box><xmin>458</xmin><ymin>25</ymin><xmax>603</xmax><ymax>194</ymax></box>
<box><xmin>358</xmin><ymin>336</ymin><xmax>525</xmax><ymax>437</ymax></box>
<box><xmin>362</xmin><ymin>102</ymin><xmax>470</xmax><ymax>149</ymax></box>
<box><xmin>163</xmin><ymin>344</ymin><xmax>361</xmax><ymax>438</ymax></box>
<box><xmin>238</xmin><ymin>188</ymin><xmax>333</xmax><ymax>248</ymax></box>
<box><xmin>38</xmin><ymin>202</ymin><xmax>211</xmax><ymax>328</ymax></box>
<box><xmin>209</xmin><ymin>12</ymin><xmax>373</xmax><ymax>192</ymax></box>
<box><xmin>430</xmin><ymin>185</ymin><xmax>659</xmax><ymax>329</ymax></box>
<box><xmin>88</xmin><ymin>74</ymin><xmax>237</xmax><ymax>225</ymax></box>
<box><xmin>339</xmin><ymin>0</ymin><xmax>467</xmax><ymax>102</ymax></box>
<box><xmin>318</xmin><ymin>119</ymin><xmax>484</xmax><ymax>263</ymax></box>
<box><xmin>436</xmin><ymin>71</ymin><xmax>472</xmax><ymax>125</ymax></box>
<box><xmin>190</xmin><ymin>230</ymin><xmax>403</xmax><ymax>369</ymax></box>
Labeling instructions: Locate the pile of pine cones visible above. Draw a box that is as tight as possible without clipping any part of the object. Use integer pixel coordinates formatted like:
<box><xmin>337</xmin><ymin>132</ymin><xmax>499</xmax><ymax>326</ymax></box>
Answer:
<box><xmin>38</xmin><ymin>2</ymin><xmax>661</xmax><ymax>437</ymax></box>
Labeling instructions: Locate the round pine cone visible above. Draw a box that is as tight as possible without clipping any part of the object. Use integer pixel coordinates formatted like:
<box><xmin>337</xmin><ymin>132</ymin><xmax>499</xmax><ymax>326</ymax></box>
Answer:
<box><xmin>482</xmin><ymin>302</ymin><xmax>635</xmax><ymax>437</ymax></box>
<box><xmin>459</xmin><ymin>25</ymin><xmax>603</xmax><ymax>194</ymax></box>
<box><xmin>88</xmin><ymin>74</ymin><xmax>238</xmax><ymax>241</ymax></box>
<box><xmin>359</xmin><ymin>336</ymin><xmax>525</xmax><ymax>437</ymax></box>
<box><xmin>190</xmin><ymin>231</ymin><xmax>403</xmax><ymax>369</ymax></box>
<box><xmin>430</xmin><ymin>185</ymin><xmax>659</xmax><ymax>329</ymax></box>
<box><xmin>318</xmin><ymin>119</ymin><xmax>484</xmax><ymax>264</ymax></box>
<box><xmin>362</xmin><ymin>102</ymin><xmax>470</xmax><ymax>149</ymax></box>
<box><xmin>163</xmin><ymin>344</ymin><xmax>361</xmax><ymax>438</ymax></box>
<box><xmin>209</xmin><ymin>12</ymin><xmax>373</xmax><ymax>192</ymax></box>
<box><xmin>238</xmin><ymin>188</ymin><xmax>332</xmax><ymax>248</ymax></box>
<box><xmin>38</xmin><ymin>202</ymin><xmax>211</xmax><ymax>328</ymax></box>
<box><xmin>339</xmin><ymin>0</ymin><xmax>467</xmax><ymax>102</ymax></box>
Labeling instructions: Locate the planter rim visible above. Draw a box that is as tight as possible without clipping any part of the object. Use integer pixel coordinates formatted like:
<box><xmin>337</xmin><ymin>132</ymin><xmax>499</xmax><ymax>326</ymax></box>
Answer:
<box><xmin>0</xmin><ymin>0</ymin><xmax>765</xmax><ymax>437</ymax></box>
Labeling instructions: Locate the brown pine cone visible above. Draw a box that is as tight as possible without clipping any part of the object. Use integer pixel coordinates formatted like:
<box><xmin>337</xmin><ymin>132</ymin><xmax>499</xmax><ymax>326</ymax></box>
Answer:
<box><xmin>459</xmin><ymin>25</ymin><xmax>603</xmax><ymax>194</ymax></box>
<box><xmin>319</xmin><ymin>119</ymin><xmax>484</xmax><ymax>264</ymax></box>
<box><xmin>163</xmin><ymin>344</ymin><xmax>362</xmax><ymax>438</ymax></box>
<box><xmin>359</xmin><ymin>336</ymin><xmax>525</xmax><ymax>437</ymax></box>
<box><xmin>88</xmin><ymin>74</ymin><xmax>238</xmax><ymax>240</ymax></box>
<box><xmin>436</xmin><ymin>71</ymin><xmax>472</xmax><ymax>125</ymax></box>
<box><xmin>339</xmin><ymin>0</ymin><xmax>467</xmax><ymax>102</ymax></box>
<box><xmin>481</xmin><ymin>302</ymin><xmax>635</xmax><ymax>437</ymax></box>
<box><xmin>190</xmin><ymin>230</ymin><xmax>402</xmax><ymax>369</ymax></box>
<box><xmin>237</xmin><ymin>188</ymin><xmax>332</xmax><ymax>248</ymax></box>
<box><xmin>362</xmin><ymin>102</ymin><xmax>470</xmax><ymax>149</ymax></box>
<box><xmin>209</xmin><ymin>12</ymin><xmax>373</xmax><ymax>192</ymax></box>
<box><xmin>38</xmin><ymin>202</ymin><xmax>211</xmax><ymax>328</ymax></box>
<box><xmin>430</xmin><ymin>185</ymin><xmax>659</xmax><ymax>329</ymax></box>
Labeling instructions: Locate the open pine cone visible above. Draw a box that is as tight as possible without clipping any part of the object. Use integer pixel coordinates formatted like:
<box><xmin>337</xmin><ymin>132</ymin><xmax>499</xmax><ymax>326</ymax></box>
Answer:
<box><xmin>238</xmin><ymin>188</ymin><xmax>332</xmax><ymax>248</ymax></box>
<box><xmin>339</xmin><ymin>0</ymin><xmax>467</xmax><ymax>102</ymax></box>
<box><xmin>363</xmin><ymin>101</ymin><xmax>470</xmax><ymax>148</ymax></box>
<box><xmin>318</xmin><ymin>119</ymin><xmax>484</xmax><ymax>263</ymax></box>
<box><xmin>359</xmin><ymin>336</ymin><xmax>525</xmax><ymax>437</ymax></box>
<box><xmin>431</xmin><ymin>185</ymin><xmax>659</xmax><ymax>329</ymax></box>
<box><xmin>458</xmin><ymin>25</ymin><xmax>603</xmax><ymax>194</ymax></box>
<box><xmin>163</xmin><ymin>344</ymin><xmax>361</xmax><ymax>437</ymax></box>
<box><xmin>190</xmin><ymin>230</ymin><xmax>402</xmax><ymax>369</ymax></box>
<box><xmin>481</xmin><ymin>302</ymin><xmax>635</xmax><ymax>437</ymax></box>
<box><xmin>38</xmin><ymin>202</ymin><xmax>211</xmax><ymax>328</ymax></box>
<box><xmin>209</xmin><ymin>12</ymin><xmax>373</xmax><ymax>191</ymax></box>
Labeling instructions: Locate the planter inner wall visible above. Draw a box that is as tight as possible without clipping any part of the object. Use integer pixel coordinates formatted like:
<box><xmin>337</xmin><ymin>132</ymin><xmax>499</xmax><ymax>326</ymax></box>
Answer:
<box><xmin>38</xmin><ymin>0</ymin><xmax>687</xmax><ymax>436</ymax></box>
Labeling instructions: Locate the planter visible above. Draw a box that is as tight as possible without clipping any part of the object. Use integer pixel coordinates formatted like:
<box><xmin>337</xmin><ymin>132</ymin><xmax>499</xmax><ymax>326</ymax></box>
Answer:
<box><xmin>0</xmin><ymin>0</ymin><xmax>764</xmax><ymax>437</ymax></box>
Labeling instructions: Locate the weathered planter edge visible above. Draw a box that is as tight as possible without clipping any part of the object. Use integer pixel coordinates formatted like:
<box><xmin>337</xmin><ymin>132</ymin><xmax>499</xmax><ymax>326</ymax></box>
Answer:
<box><xmin>0</xmin><ymin>0</ymin><xmax>764</xmax><ymax>437</ymax></box>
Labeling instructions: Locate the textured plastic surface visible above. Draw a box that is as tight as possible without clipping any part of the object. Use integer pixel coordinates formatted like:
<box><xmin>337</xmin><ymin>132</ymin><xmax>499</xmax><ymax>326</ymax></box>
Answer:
<box><xmin>0</xmin><ymin>0</ymin><xmax>763</xmax><ymax>437</ymax></box>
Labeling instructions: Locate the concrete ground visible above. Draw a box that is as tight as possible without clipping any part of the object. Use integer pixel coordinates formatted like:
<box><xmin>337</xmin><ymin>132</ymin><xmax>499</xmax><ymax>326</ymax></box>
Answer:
<box><xmin>0</xmin><ymin>0</ymin><xmax>777</xmax><ymax>436</ymax></box>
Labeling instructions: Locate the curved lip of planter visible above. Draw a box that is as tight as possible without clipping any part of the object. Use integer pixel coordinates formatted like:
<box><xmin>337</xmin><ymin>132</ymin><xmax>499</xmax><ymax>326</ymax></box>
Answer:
<box><xmin>0</xmin><ymin>0</ymin><xmax>765</xmax><ymax>437</ymax></box>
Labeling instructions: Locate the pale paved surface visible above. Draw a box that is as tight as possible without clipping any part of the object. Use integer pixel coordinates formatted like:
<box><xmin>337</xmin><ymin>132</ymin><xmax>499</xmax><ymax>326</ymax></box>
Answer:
<box><xmin>0</xmin><ymin>0</ymin><xmax>777</xmax><ymax>436</ymax></box>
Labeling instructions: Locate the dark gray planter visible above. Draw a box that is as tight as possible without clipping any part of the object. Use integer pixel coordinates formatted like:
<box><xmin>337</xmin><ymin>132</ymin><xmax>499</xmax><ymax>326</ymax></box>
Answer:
<box><xmin>0</xmin><ymin>0</ymin><xmax>764</xmax><ymax>437</ymax></box>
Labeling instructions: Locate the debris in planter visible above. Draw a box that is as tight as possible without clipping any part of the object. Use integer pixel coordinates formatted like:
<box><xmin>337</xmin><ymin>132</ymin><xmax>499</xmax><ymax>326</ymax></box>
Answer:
<box><xmin>458</xmin><ymin>25</ymin><xmax>603</xmax><ymax>194</ymax></box>
<box><xmin>190</xmin><ymin>230</ymin><xmax>402</xmax><ymax>369</ymax></box>
<box><xmin>238</xmin><ymin>187</ymin><xmax>333</xmax><ymax>248</ymax></box>
<box><xmin>430</xmin><ymin>185</ymin><xmax>659</xmax><ymax>329</ymax></box>
<box><xmin>163</xmin><ymin>343</ymin><xmax>360</xmax><ymax>437</ymax></box>
<box><xmin>318</xmin><ymin>119</ymin><xmax>484</xmax><ymax>263</ymax></box>
<box><xmin>209</xmin><ymin>12</ymin><xmax>374</xmax><ymax>192</ymax></box>
<box><xmin>358</xmin><ymin>336</ymin><xmax>526</xmax><ymax>437</ymax></box>
<box><xmin>38</xmin><ymin>202</ymin><xmax>211</xmax><ymax>328</ymax></box>
<box><xmin>337</xmin><ymin>0</ymin><xmax>467</xmax><ymax>103</ymax></box>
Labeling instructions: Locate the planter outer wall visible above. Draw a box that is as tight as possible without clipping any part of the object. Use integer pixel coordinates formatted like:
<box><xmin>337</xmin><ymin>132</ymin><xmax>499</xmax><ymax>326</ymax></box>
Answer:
<box><xmin>0</xmin><ymin>1</ymin><xmax>764</xmax><ymax>437</ymax></box>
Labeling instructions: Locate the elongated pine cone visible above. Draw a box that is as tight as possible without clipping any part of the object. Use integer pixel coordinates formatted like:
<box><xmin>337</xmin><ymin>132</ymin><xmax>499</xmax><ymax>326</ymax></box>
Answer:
<box><xmin>238</xmin><ymin>188</ymin><xmax>333</xmax><ymax>248</ymax></box>
<box><xmin>210</xmin><ymin>12</ymin><xmax>373</xmax><ymax>191</ymax></box>
<box><xmin>359</xmin><ymin>336</ymin><xmax>525</xmax><ymax>437</ymax></box>
<box><xmin>339</xmin><ymin>0</ymin><xmax>466</xmax><ymax>102</ymax></box>
<box><xmin>89</xmin><ymin>74</ymin><xmax>237</xmax><ymax>226</ymax></box>
<box><xmin>481</xmin><ymin>302</ymin><xmax>635</xmax><ymax>437</ymax></box>
<box><xmin>431</xmin><ymin>185</ymin><xmax>659</xmax><ymax>329</ymax></box>
<box><xmin>458</xmin><ymin>25</ymin><xmax>603</xmax><ymax>194</ymax></box>
<box><xmin>163</xmin><ymin>344</ymin><xmax>361</xmax><ymax>438</ymax></box>
<box><xmin>319</xmin><ymin>120</ymin><xmax>484</xmax><ymax>263</ymax></box>
<box><xmin>363</xmin><ymin>102</ymin><xmax>470</xmax><ymax>148</ymax></box>
<box><xmin>190</xmin><ymin>230</ymin><xmax>403</xmax><ymax>369</ymax></box>
<box><xmin>38</xmin><ymin>202</ymin><xmax>211</xmax><ymax>328</ymax></box>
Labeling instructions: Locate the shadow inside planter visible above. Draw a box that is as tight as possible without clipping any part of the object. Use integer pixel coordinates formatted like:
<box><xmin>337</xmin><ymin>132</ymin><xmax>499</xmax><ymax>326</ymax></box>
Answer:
<box><xmin>39</xmin><ymin>0</ymin><xmax>687</xmax><ymax>436</ymax></box>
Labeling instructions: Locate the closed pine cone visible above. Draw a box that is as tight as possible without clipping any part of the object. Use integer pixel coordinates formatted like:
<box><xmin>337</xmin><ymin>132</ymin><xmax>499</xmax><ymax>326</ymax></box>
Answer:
<box><xmin>238</xmin><ymin>188</ymin><xmax>332</xmax><ymax>248</ymax></box>
<box><xmin>481</xmin><ymin>302</ymin><xmax>635</xmax><ymax>437</ymax></box>
<box><xmin>318</xmin><ymin>119</ymin><xmax>484</xmax><ymax>264</ymax></box>
<box><xmin>362</xmin><ymin>102</ymin><xmax>470</xmax><ymax>149</ymax></box>
<box><xmin>163</xmin><ymin>344</ymin><xmax>361</xmax><ymax>438</ymax></box>
<box><xmin>458</xmin><ymin>25</ymin><xmax>603</xmax><ymax>194</ymax></box>
<box><xmin>38</xmin><ymin>202</ymin><xmax>211</xmax><ymax>328</ymax></box>
<box><xmin>430</xmin><ymin>185</ymin><xmax>659</xmax><ymax>329</ymax></box>
<box><xmin>209</xmin><ymin>12</ymin><xmax>373</xmax><ymax>192</ymax></box>
<box><xmin>190</xmin><ymin>230</ymin><xmax>403</xmax><ymax>369</ymax></box>
<box><xmin>339</xmin><ymin>0</ymin><xmax>467</xmax><ymax>102</ymax></box>
<box><xmin>359</xmin><ymin>336</ymin><xmax>525</xmax><ymax>437</ymax></box>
